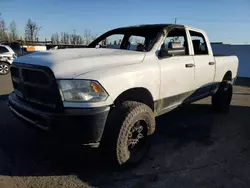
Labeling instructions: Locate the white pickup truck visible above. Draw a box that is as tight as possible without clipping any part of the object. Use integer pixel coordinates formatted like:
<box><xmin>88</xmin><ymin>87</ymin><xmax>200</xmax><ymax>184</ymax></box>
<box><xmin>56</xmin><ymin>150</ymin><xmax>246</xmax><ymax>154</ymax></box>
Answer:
<box><xmin>8</xmin><ymin>24</ymin><xmax>239</xmax><ymax>166</ymax></box>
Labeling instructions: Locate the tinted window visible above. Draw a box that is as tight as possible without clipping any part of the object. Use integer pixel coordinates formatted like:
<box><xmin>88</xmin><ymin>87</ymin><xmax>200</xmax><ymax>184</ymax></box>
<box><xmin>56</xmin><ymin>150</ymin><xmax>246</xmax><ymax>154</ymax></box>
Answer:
<box><xmin>128</xmin><ymin>35</ymin><xmax>146</xmax><ymax>51</ymax></box>
<box><xmin>99</xmin><ymin>34</ymin><xmax>124</xmax><ymax>49</ymax></box>
<box><xmin>162</xmin><ymin>28</ymin><xmax>189</xmax><ymax>55</ymax></box>
<box><xmin>0</xmin><ymin>46</ymin><xmax>9</xmax><ymax>53</ymax></box>
<box><xmin>88</xmin><ymin>26</ymin><xmax>162</xmax><ymax>52</ymax></box>
<box><xmin>189</xmin><ymin>31</ymin><xmax>208</xmax><ymax>55</ymax></box>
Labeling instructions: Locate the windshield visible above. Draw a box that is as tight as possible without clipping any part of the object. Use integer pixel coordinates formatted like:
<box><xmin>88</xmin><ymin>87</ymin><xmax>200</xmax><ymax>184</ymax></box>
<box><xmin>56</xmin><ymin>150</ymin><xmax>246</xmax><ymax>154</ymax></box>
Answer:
<box><xmin>88</xmin><ymin>26</ymin><xmax>163</xmax><ymax>52</ymax></box>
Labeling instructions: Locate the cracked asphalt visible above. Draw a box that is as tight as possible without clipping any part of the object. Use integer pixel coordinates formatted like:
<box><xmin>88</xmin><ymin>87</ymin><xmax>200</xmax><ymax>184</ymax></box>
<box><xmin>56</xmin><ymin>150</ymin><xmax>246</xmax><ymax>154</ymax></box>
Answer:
<box><xmin>1</xmin><ymin>74</ymin><xmax>250</xmax><ymax>188</ymax></box>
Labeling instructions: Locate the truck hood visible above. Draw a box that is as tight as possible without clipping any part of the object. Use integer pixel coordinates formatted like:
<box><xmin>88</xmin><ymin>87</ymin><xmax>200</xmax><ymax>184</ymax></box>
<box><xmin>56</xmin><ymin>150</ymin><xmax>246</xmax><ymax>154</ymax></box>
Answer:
<box><xmin>14</xmin><ymin>48</ymin><xmax>145</xmax><ymax>78</ymax></box>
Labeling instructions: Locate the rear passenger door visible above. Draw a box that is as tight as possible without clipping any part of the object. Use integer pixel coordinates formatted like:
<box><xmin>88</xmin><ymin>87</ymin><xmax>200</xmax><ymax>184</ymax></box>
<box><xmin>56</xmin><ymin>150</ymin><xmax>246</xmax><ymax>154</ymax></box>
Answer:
<box><xmin>188</xmin><ymin>30</ymin><xmax>215</xmax><ymax>96</ymax></box>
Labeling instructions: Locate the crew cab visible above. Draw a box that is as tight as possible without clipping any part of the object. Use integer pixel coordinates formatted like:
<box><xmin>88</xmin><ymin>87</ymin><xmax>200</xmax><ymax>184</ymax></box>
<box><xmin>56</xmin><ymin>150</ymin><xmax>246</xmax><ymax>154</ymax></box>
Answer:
<box><xmin>8</xmin><ymin>24</ymin><xmax>239</xmax><ymax>166</ymax></box>
<box><xmin>0</xmin><ymin>44</ymin><xmax>16</xmax><ymax>75</ymax></box>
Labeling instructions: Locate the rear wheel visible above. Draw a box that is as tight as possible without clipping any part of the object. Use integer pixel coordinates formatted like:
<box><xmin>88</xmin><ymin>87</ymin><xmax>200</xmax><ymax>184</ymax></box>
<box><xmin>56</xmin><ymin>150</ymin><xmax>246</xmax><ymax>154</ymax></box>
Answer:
<box><xmin>0</xmin><ymin>62</ymin><xmax>10</xmax><ymax>75</ymax></box>
<box><xmin>102</xmin><ymin>101</ymin><xmax>155</xmax><ymax>166</ymax></box>
<box><xmin>212</xmin><ymin>81</ymin><xmax>233</xmax><ymax>113</ymax></box>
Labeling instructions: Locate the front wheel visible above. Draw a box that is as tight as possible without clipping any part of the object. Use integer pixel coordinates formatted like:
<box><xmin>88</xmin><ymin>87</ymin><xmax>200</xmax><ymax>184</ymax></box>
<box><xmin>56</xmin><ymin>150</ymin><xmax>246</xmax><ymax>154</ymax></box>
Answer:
<box><xmin>102</xmin><ymin>101</ymin><xmax>155</xmax><ymax>166</ymax></box>
<box><xmin>212</xmin><ymin>81</ymin><xmax>233</xmax><ymax>113</ymax></box>
<box><xmin>0</xmin><ymin>62</ymin><xmax>10</xmax><ymax>75</ymax></box>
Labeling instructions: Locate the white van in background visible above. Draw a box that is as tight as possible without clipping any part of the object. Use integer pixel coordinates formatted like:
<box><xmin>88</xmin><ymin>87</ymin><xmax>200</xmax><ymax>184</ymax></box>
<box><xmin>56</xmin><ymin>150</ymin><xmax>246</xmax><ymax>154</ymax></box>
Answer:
<box><xmin>0</xmin><ymin>44</ymin><xmax>17</xmax><ymax>75</ymax></box>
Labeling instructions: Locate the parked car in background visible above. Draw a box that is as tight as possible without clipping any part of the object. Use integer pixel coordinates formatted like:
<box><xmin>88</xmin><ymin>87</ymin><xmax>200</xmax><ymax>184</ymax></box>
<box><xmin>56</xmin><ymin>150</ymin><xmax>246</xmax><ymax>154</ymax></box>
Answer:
<box><xmin>1</xmin><ymin>42</ymin><xmax>24</xmax><ymax>57</ymax></box>
<box><xmin>8</xmin><ymin>24</ymin><xmax>239</xmax><ymax>166</ymax></box>
<box><xmin>0</xmin><ymin>44</ymin><xmax>16</xmax><ymax>75</ymax></box>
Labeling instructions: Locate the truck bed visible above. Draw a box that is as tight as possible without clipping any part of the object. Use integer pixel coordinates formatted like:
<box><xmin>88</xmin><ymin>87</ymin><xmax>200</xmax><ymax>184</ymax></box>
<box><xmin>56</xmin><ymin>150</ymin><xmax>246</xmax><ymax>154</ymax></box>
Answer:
<box><xmin>214</xmin><ymin>55</ymin><xmax>239</xmax><ymax>82</ymax></box>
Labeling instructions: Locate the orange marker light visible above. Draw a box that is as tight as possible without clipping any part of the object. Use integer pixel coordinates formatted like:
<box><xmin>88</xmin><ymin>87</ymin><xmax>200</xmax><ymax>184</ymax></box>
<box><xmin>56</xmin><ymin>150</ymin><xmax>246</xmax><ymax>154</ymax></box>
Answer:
<box><xmin>91</xmin><ymin>82</ymin><xmax>103</xmax><ymax>93</ymax></box>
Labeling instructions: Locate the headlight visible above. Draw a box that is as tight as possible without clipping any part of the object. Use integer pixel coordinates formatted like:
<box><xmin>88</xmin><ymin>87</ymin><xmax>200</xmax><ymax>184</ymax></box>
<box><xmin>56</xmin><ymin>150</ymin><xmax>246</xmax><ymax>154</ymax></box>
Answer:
<box><xmin>57</xmin><ymin>80</ymin><xmax>108</xmax><ymax>102</ymax></box>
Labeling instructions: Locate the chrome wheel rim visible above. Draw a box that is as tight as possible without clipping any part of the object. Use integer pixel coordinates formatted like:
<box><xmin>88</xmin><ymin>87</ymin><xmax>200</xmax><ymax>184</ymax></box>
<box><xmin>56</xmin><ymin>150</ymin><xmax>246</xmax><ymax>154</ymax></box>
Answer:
<box><xmin>0</xmin><ymin>64</ymin><xmax>9</xmax><ymax>74</ymax></box>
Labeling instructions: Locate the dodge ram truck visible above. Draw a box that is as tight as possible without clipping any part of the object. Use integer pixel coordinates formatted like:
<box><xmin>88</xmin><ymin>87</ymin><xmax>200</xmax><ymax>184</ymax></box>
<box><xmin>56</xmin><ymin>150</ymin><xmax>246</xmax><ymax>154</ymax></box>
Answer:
<box><xmin>8</xmin><ymin>24</ymin><xmax>239</xmax><ymax>166</ymax></box>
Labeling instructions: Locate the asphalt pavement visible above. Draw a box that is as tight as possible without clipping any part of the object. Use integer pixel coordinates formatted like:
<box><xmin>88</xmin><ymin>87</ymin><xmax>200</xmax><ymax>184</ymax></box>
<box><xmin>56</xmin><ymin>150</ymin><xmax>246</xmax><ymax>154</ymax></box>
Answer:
<box><xmin>0</xmin><ymin>73</ymin><xmax>250</xmax><ymax>188</ymax></box>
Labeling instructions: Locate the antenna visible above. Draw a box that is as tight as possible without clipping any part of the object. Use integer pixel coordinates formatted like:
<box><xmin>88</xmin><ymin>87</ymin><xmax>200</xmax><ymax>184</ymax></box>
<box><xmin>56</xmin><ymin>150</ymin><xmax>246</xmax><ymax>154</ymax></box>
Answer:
<box><xmin>174</xmin><ymin>18</ymin><xmax>177</xmax><ymax>24</ymax></box>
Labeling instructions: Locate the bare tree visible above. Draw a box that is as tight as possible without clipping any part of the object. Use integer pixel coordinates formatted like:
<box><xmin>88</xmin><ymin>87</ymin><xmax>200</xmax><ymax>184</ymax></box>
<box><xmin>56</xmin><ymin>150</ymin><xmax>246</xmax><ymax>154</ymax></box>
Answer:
<box><xmin>25</xmin><ymin>19</ymin><xmax>41</xmax><ymax>43</ymax></box>
<box><xmin>84</xmin><ymin>30</ymin><xmax>91</xmax><ymax>45</ymax></box>
<box><xmin>0</xmin><ymin>14</ymin><xmax>9</xmax><ymax>42</ymax></box>
<box><xmin>91</xmin><ymin>34</ymin><xmax>98</xmax><ymax>43</ymax></box>
<box><xmin>70</xmin><ymin>34</ymin><xmax>84</xmax><ymax>45</ymax></box>
<box><xmin>8</xmin><ymin>20</ymin><xmax>19</xmax><ymax>42</ymax></box>
<box><xmin>60</xmin><ymin>32</ymin><xmax>70</xmax><ymax>44</ymax></box>
<box><xmin>51</xmin><ymin>34</ymin><xmax>55</xmax><ymax>44</ymax></box>
<box><xmin>51</xmin><ymin>32</ymin><xmax>60</xmax><ymax>44</ymax></box>
<box><xmin>76</xmin><ymin>35</ymin><xmax>84</xmax><ymax>44</ymax></box>
<box><xmin>70</xmin><ymin>34</ymin><xmax>76</xmax><ymax>45</ymax></box>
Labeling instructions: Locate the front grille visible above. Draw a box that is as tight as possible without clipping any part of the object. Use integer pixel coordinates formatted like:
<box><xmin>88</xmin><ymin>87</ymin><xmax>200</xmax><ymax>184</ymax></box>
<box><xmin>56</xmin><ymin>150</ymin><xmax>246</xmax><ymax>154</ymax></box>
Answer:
<box><xmin>11</xmin><ymin>67</ymin><xmax>20</xmax><ymax>77</ymax></box>
<box><xmin>22</xmin><ymin>69</ymin><xmax>50</xmax><ymax>85</ymax></box>
<box><xmin>10</xmin><ymin>63</ymin><xmax>62</xmax><ymax>109</ymax></box>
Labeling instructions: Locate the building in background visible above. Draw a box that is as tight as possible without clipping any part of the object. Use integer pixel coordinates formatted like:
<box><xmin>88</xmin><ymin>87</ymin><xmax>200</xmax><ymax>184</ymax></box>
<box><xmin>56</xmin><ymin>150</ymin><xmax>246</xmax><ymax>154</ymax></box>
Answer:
<box><xmin>211</xmin><ymin>43</ymin><xmax>250</xmax><ymax>78</ymax></box>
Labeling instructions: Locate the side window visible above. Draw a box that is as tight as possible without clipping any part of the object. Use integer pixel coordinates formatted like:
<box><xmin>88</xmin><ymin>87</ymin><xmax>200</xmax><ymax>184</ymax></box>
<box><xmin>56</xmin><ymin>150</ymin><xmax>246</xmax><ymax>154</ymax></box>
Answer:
<box><xmin>162</xmin><ymin>28</ymin><xmax>189</xmax><ymax>55</ymax></box>
<box><xmin>189</xmin><ymin>31</ymin><xmax>208</xmax><ymax>55</ymax></box>
<box><xmin>0</xmin><ymin>46</ymin><xmax>9</xmax><ymax>53</ymax></box>
<box><xmin>128</xmin><ymin>35</ymin><xmax>145</xmax><ymax>51</ymax></box>
<box><xmin>99</xmin><ymin>34</ymin><xmax>124</xmax><ymax>49</ymax></box>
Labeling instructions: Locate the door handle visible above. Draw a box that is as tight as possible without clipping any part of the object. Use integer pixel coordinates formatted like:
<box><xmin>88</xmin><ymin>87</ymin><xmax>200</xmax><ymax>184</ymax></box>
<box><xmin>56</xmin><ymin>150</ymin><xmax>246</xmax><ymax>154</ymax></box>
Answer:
<box><xmin>185</xmin><ymin>63</ymin><xmax>195</xmax><ymax>68</ymax></box>
<box><xmin>209</xmin><ymin>62</ymin><xmax>215</xmax><ymax>65</ymax></box>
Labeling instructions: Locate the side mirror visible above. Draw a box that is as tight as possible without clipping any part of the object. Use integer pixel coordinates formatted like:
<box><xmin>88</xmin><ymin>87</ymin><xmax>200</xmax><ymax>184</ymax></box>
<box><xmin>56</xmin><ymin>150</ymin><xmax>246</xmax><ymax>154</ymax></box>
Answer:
<box><xmin>159</xmin><ymin>47</ymin><xmax>186</xmax><ymax>58</ymax></box>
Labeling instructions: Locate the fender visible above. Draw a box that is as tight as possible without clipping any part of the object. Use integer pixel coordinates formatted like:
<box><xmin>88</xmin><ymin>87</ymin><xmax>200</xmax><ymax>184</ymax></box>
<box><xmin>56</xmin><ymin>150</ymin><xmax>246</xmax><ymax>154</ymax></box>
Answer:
<box><xmin>76</xmin><ymin>55</ymin><xmax>160</xmax><ymax>107</ymax></box>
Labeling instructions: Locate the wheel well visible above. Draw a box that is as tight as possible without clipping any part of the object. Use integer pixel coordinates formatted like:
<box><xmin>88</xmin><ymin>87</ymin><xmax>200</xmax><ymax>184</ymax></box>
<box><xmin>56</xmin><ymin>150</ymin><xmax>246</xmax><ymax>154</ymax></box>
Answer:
<box><xmin>114</xmin><ymin>88</ymin><xmax>154</xmax><ymax>111</ymax></box>
<box><xmin>223</xmin><ymin>71</ymin><xmax>232</xmax><ymax>81</ymax></box>
<box><xmin>0</xmin><ymin>61</ymin><xmax>10</xmax><ymax>66</ymax></box>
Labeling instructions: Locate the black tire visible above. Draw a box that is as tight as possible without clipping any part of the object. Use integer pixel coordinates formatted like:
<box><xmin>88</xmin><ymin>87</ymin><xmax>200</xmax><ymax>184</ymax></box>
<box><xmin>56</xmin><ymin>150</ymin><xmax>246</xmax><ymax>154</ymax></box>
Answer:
<box><xmin>0</xmin><ymin>62</ymin><xmax>10</xmax><ymax>75</ymax></box>
<box><xmin>212</xmin><ymin>81</ymin><xmax>233</xmax><ymax>113</ymax></box>
<box><xmin>101</xmin><ymin>101</ymin><xmax>155</xmax><ymax>166</ymax></box>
